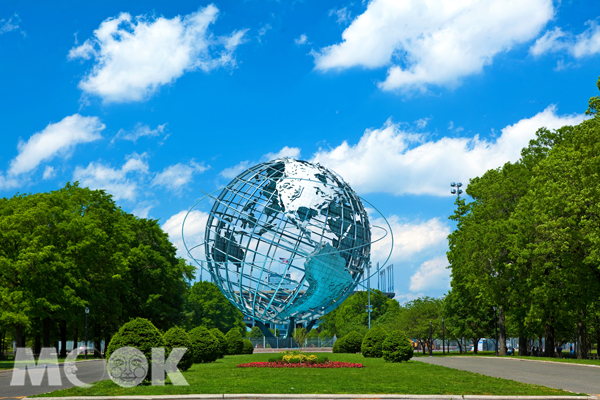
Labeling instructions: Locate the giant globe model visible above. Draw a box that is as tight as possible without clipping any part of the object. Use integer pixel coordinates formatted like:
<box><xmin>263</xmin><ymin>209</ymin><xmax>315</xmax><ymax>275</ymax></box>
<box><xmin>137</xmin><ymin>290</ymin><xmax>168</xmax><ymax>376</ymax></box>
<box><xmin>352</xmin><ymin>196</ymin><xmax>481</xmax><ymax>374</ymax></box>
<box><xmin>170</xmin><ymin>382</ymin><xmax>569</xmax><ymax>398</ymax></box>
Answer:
<box><xmin>185</xmin><ymin>158</ymin><xmax>372</xmax><ymax>325</ymax></box>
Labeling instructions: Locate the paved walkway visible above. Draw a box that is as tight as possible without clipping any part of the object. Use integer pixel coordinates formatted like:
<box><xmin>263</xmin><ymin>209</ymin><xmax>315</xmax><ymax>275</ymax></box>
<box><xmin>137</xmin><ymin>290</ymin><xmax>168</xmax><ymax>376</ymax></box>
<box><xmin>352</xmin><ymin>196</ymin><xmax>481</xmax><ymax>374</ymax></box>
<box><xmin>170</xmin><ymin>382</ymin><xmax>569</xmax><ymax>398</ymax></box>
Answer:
<box><xmin>0</xmin><ymin>359</ymin><xmax>107</xmax><ymax>399</ymax></box>
<box><xmin>415</xmin><ymin>357</ymin><xmax>600</xmax><ymax>396</ymax></box>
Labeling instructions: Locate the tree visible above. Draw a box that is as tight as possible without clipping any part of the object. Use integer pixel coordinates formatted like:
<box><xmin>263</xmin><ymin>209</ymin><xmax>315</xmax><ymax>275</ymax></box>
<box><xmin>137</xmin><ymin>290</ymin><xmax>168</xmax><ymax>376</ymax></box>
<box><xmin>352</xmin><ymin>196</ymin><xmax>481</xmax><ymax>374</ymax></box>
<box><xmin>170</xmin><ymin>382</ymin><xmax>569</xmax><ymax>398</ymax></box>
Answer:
<box><xmin>292</xmin><ymin>327</ymin><xmax>308</xmax><ymax>351</ymax></box>
<box><xmin>361</xmin><ymin>326</ymin><xmax>387</xmax><ymax>358</ymax></box>
<box><xmin>225</xmin><ymin>328</ymin><xmax>244</xmax><ymax>355</ymax></box>
<box><xmin>189</xmin><ymin>326</ymin><xmax>219</xmax><ymax>363</ymax></box>
<box><xmin>248</xmin><ymin>326</ymin><xmax>263</xmax><ymax>339</ymax></box>
<box><xmin>398</xmin><ymin>297</ymin><xmax>442</xmax><ymax>355</ymax></box>
<box><xmin>184</xmin><ymin>281</ymin><xmax>245</xmax><ymax>333</ymax></box>
<box><xmin>163</xmin><ymin>327</ymin><xmax>194</xmax><ymax>371</ymax></box>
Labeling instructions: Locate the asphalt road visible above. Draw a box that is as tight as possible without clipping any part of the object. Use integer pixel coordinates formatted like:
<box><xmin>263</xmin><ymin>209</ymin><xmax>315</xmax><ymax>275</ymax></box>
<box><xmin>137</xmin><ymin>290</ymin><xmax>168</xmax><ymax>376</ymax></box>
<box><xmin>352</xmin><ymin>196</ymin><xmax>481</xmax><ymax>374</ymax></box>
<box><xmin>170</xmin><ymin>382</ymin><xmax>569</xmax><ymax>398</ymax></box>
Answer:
<box><xmin>415</xmin><ymin>356</ymin><xmax>600</xmax><ymax>396</ymax></box>
<box><xmin>0</xmin><ymin>359</ymin><xmax>107</xmax><ymax>399</ymax></box>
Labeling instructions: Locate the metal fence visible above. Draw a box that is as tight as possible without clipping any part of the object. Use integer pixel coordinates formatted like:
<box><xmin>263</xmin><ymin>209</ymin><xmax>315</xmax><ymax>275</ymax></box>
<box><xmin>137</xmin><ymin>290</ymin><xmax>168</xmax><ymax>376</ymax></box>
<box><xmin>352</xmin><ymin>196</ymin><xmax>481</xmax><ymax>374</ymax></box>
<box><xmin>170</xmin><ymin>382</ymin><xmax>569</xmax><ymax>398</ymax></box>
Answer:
<box><xmin>248</xmin><ymin>336</ymin><xmax>335</xmax><ymax>349</ymax></box>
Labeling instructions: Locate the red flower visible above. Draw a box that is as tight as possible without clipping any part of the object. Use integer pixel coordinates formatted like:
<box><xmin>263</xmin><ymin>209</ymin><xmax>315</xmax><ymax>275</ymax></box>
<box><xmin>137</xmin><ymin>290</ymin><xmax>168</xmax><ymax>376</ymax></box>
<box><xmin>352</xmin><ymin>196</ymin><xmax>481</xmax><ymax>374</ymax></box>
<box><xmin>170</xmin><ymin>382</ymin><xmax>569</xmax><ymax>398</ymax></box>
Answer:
<box><xmin>237</xmin><ymin>361</ymin><xmax>363</xmax><ymax>368</ymax></box>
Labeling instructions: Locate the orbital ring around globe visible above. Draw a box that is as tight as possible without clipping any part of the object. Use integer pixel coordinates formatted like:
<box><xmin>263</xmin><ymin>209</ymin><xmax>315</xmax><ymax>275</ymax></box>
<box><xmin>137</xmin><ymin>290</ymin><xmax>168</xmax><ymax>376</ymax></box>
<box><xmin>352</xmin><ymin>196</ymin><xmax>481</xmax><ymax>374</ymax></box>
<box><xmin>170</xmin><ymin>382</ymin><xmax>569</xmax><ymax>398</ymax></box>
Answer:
<box><xmin>182</xmin><ymin>158</ymin><xmax>393</xmax><ymax>325</ymax></box>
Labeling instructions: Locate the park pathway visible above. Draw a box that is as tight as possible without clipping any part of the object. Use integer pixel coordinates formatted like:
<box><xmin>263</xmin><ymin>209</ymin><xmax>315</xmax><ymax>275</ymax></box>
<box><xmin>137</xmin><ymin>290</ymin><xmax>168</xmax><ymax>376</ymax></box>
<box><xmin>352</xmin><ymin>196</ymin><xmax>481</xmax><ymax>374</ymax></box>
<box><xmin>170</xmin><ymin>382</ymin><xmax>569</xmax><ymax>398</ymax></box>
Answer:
<box><xmin>0</xmin><ymin>359</ymin><xmax>107</xmax><ymax>399</ymax></box>
<box><xmin>415</xmin><ymin>356</ymin><xmax>600</xmax><ymax>396</ymax></box>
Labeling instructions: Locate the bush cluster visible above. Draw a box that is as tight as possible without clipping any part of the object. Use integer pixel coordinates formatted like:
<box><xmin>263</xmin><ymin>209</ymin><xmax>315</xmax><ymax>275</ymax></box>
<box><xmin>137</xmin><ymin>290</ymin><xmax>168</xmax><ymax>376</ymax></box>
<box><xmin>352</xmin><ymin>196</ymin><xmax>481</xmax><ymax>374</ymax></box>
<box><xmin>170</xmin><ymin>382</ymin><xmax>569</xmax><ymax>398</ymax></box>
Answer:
<box><xmin>162</xmin><ymin>326</ymin><xmax>194</xmax><ymax>372</ymax></box>
<box><xmin>361</xmin><ymin>326</ymin><xmax>387</xmax><ymax>358</ymax></box>
<box><xmin>189</xmin><ymin>326</ymin><xmax>219</xmax><ymax>363</ymax></box>
<box><xmin>210</xmin><ymin>328</ymin><xmax>228</xmax><ymax>358</ymax></box>
<box><xmin>242</xmin><ymin>339</ymin><xmax>254</xmax><ymax>354</ymax></box>
<box><xmin>333</xmin><ymin>331</ymin><xmax>363</xmax><ymax>353</ymax></box>
<box><xmin>226</xmin><ymin>328</ymin><xmax>244</xmax><ymax>355</ymax></box>
<box><xmin>382</xmin><ymin>330</ymin><xmax>413</xmax><ymax>363</ymax></box>
<box><xmin>106</xmin><ymin>318</ymin><xmax>165</xmax><ymax>381</ymax></box>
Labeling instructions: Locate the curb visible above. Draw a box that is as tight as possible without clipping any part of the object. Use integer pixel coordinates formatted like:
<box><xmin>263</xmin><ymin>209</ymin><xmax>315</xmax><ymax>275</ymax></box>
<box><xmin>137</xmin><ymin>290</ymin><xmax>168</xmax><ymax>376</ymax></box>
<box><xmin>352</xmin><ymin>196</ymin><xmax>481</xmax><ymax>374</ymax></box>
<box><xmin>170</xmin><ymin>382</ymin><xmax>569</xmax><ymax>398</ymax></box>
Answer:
<box><xmin>23</xmin><ymin>395</ymin><xmax>599</xmax><ymax>400</ymax></box>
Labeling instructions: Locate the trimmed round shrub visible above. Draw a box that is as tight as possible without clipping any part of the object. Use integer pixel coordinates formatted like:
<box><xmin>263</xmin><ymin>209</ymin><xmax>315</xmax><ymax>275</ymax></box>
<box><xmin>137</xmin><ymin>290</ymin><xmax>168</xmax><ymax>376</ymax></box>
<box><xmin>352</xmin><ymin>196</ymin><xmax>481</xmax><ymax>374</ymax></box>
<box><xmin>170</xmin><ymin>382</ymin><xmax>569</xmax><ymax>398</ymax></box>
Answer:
<box><xmin>210</xmin><ymin>328</ymin><xmax>227</xmax><ymax>359</ymax></box>
<box><xmin>382</xmin><ymin>330</ymin><xmax>414</xmax><ymax>363</ymax></box>
<box><xmin>361</xmin><ymin>326</ymin><xmax>387</xmax><ymax>358</ymax></box>
<box><xmin>226</xmin><ymin>328</ymin><xmax>244</xmax><ymax>355</ymax></box>
<box><xmin>189</xmin><ymin>326</ymin><xmax>219</xmax><ymax>363</ymax></box>
<box><xmin>242</xmin><ymin>339</ymin><xmax>254</xmax><ymax>354</ymax></box>
<box><xmin>343</xmin><ymin>331</ymin><xmax>364</xmax><ymax>353</ymax></box>
<box><xmin>163</xmin><ymin>327</ymin><xmax>194</xmax><ymax>372</ymax></box>
<box><xmin>106</xmin><ymin>318</ymin><xmax>165</xmax><ymax>381</ymax></box>
<box><xmin>332</xmin><ymin>336</ymin><xmax>346</xmax><ymax>353</ymax></box>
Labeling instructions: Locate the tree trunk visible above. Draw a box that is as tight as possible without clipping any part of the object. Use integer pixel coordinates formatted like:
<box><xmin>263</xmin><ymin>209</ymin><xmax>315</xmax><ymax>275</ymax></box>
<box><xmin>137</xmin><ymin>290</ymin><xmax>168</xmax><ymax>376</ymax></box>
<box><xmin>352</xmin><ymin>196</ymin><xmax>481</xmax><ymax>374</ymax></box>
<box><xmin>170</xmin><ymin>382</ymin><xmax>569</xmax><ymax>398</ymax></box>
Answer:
<box><xmin>59</xmin><ymin>320</ymin><xmax>67</xmax><ymax>358</ymax></box>
<box><xmin>519</xmin><ymin>336</ymin><xmax>528</xmax><ymax>356</ymax></box>
<box><xmin>498</xmin><ymin>307</ymin><xmax>507</xmax><ymax>355</ymax></box>
<box><xmin>544</xmin><ymin>319</ymin><xmax>555</xmax><ymax>357</ymax></box>
<box><xmin>0</xmin><ymin>328</ymin><xmax>5</xmax><ymax>360</ymax></box>
<box><xmin>14</xmin><ymin>325</ymin><xmax>24</xmax><ymax>348</ymax></box>
<box><xmin>73</xmin><ymin>327</ymin><xmax>79</xmax><ymax>354</ymax></box>
<box><xmin>34</xmin><ymin>334</ymin><xmax>41</xmax><ymax>358</ymax></box>
<box><xmin>104</xmin><ymin>332</ymin><xmax>111</xmax><ymax>357</ymax></box>
<box><xmin>421</xmin><ymin>341</ymin><xmax>426</xmax><ymax>355</ymax></box>
<box><xmin>42</xmin><ymin>316</ymin><xmax>52</xmax><ymax>347</ymax></box>
<box><xmin>577</xmin><ymin>309</ymin><xmax>587</xmax><ymax>359</ymax></box>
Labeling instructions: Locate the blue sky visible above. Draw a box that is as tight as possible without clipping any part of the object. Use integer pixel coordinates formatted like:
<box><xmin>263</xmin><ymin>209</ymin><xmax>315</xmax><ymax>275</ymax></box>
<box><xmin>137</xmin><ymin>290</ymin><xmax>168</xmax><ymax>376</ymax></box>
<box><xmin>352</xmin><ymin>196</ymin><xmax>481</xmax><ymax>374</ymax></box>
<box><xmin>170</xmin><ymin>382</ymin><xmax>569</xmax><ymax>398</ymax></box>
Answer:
<box><xmin>1</xmin><ymin>0</ymin><xmax>599</xmax><ymax>303</ymax></box>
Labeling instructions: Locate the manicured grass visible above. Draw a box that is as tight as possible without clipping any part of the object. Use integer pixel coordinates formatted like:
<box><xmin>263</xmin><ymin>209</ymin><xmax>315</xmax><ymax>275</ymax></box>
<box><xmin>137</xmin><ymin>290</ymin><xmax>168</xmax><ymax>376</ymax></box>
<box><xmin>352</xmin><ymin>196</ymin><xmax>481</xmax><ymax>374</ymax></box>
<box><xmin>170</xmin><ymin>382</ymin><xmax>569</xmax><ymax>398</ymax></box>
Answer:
<box><xmin>34</xmin><ymin>353</ymin><xmax>574</xmax><ymax>397</ymax></box>
<box><xmin>0</xmin><ymin>359</ymin><xmax>14</xmax><ymax>370</ymax></box>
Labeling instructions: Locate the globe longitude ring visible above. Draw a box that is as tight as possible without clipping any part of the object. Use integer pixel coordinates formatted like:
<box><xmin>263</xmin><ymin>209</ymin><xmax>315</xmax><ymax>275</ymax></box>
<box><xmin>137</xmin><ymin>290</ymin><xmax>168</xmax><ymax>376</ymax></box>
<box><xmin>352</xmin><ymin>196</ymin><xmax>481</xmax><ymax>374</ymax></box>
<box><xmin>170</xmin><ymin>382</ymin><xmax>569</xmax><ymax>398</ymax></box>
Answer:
<box><xmin>183</xmin><ymin>158</ymin><xmax>393</xmax><ymax>325</ymax></box>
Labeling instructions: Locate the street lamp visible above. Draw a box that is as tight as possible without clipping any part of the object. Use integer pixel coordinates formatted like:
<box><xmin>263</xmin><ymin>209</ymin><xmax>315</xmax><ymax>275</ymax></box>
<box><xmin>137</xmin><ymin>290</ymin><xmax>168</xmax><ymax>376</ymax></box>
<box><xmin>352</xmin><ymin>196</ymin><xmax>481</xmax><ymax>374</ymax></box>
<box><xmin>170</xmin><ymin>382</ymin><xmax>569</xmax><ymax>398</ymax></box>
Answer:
<box><xmin>450</xmin><ymin>182</ymin><xmax>463</xmax><ymax>197</ymax></box>
<box><xmin>493</xmin><ymin>306</ymin><xmax>498</xmax><ymax>357</ymax></box>
<box><xmin>442</xmin><ymin>317</ymin><xmax>445</xmax><ymax>355</ymax></box>
<box><xmin>85</xmin><ymin>307</ymin><xmax>89</xmax><ymax>360</ymax></box>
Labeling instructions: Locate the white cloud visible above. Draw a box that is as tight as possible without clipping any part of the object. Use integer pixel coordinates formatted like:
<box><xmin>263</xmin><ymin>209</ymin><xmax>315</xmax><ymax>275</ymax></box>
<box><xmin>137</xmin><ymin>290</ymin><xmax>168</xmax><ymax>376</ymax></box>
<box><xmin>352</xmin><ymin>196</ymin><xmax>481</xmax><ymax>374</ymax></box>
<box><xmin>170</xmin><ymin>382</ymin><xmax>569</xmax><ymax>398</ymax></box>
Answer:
<box><xmin>261</xmin><ymin>146</ymin><xmax>301</xmax><ymax>161</ymax></box>
<box><xmin>370</xmin><ymin>216</ymin><xmax>449</xmax><ymax>264</ymax></box>
<box><xmin>409</xmin><ymin>256</ymin><xmax>450</xmax><ymax>292</ymax></box>
<box><xmin>312</xmin><ymin>106</ymin><xmax>586</xmax><ymax>196</ymax></box>
<box><xmin>9</xmin><ymin>114</ymin><xmax>104</xmax><ymax>176</ymax></box>
<box><xmin>113</xmin><ymin>123</ymin><xmax>167</xmax><ymax>143</ymax></box>
<box><xmin>295</xmin><ymin>34</ymin><xmax>309</xmax><ymax>46</ymax></box>
<box><xmin>220</xmin><ymin>147</ymin><xmax>303</xmax><ymax>180</ymax></box>
<box><xmin>257</xmin><ymin>24</ymin><xmax>272</xmax><ymax>42</ymax></box>
<box><xmin>395</xmin><ymin>292</ymin><xmax>425</xmax><ymax>305</ymax></box>
<box><xmin>414</xmin><ymin>117</ymin><xmax>430</xmax><ymax>129</ymax></box>
<box><xmin>162</xmin><ymin>209</ymin><xmax>209</xmax><ymax>263</ymax></box>
<box><xmin>329</xmin><ymin>7</ymin><xmax>352</xmax><ymax>25</ymax></box>
<box><xmin>73</xmin><ymin>153</ymin><xmax>149</xmax><ymax>201</ymax></box>
<box><xmin>0</xmin><ymin>14</ymin><xmax>24</xmax><ymax>35</ymax></box>
<box><xmin>314</xmin><ymin>0</ymin><xmax>554</xmax><ymax>91</ymax></box>
<box><xmin>219</xmin><ymin>160</ymin><xmax>250</xmax><ymax>180</ymax></box>
<box><xmin>68</xmin><ymin>5</ymin><xmax>248</xmax><ymax>103</ymax></box>
<box><xmin>530</xmin><ymin>21</ymin><xmax>600</xmax><ymax>59</ymax></box>
<box><xmin>42</xmin><ymin>166</ymin><xmax>55</xmax><ymax>180</ymax></box>
<box><xmin>152</xmin><ymin>161</ymin><xmax>208</xmax><ymax>191</ymax></box>
<box><xmin>131</xmin><ymin>201</ymin><xmax>156</xmax><ymax>219</ymax></box>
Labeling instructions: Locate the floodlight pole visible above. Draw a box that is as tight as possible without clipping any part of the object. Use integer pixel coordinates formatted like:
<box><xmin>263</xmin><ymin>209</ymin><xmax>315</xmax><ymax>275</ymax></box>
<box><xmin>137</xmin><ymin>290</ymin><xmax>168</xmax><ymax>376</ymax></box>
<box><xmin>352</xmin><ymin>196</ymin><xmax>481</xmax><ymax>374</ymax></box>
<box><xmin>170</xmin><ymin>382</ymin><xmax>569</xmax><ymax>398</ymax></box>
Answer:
<box><xmin>84</xmin><ymin>307</ymin><xmax>89</xmax><ymax>360</ymax></box>
<box><xmin>450</xmin><ymin>182</ymin><xmax>463</xmax><ymax>198</ymax></box>
<box><xmin>367</xmin><ymin>262</ymin><xmax>371</xmax><ymax>330</ymax></box>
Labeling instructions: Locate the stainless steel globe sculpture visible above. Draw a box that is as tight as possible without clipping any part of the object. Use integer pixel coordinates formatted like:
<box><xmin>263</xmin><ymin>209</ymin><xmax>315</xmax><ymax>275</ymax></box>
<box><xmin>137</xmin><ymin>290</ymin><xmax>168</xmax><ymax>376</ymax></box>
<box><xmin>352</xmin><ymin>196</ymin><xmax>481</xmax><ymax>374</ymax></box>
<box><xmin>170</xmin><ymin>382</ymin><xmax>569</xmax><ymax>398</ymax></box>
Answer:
<box><xmin>184</xmin><ymin>158</ymin><xmax>375</xmax><ymax>325</ymax></box>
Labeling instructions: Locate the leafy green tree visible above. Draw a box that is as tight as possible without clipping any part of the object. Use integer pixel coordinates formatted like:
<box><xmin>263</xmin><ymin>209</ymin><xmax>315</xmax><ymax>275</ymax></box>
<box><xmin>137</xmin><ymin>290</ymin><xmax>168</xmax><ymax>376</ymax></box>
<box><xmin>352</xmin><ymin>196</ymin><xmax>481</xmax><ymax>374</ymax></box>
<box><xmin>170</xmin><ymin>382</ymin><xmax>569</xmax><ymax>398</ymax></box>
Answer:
<box><xmin>242</xmin><ymin>339</ymin><xmax>254</xmax><ymax>354</ymax></box>
<box><xmin>398</xmin><ymin>297</ymin><xmax>442</xmax><ymax>355</ymax></box>
<box><xmin>184</xmin><ymin>281</ymin><xmax>245</xmax><ymax>333</ymax></box>
<box><xmin>249</xmin><ymin>326</ymin><xmax>263</xmax><ymax>339</ymax></box>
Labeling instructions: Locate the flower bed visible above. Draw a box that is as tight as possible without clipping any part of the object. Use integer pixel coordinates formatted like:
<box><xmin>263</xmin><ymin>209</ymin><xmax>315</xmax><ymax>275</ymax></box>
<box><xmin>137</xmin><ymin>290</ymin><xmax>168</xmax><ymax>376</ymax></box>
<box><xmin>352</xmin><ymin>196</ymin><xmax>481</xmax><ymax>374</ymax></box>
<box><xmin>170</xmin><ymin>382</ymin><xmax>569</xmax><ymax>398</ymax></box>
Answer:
<box><xmin>237</xmin><ymin>361</ymin><xmax>363</xmax><ymax>368</ymax></box>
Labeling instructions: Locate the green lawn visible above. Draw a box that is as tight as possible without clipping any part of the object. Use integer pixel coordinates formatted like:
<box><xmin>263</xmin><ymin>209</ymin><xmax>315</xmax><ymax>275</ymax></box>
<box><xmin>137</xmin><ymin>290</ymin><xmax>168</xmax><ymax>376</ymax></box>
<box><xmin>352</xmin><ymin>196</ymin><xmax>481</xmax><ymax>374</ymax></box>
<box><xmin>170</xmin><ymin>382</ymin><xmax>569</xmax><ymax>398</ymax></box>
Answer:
<box><xmin>34</xmin><ymin>353</ymin><xmax>575</xmax><ymax>397</ymax></box>
<box><xmin>0</xmin><ymin>354</ymin><xmax>103</xmax><ymax>370</ymax></box>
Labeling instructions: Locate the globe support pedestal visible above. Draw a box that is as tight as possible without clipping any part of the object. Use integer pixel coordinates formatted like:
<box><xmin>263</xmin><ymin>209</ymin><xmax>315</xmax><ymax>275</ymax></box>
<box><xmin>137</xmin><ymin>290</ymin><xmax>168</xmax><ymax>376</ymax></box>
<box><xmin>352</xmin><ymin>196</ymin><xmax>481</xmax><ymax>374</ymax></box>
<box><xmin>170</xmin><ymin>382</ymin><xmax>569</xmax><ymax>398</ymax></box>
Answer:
<box><xmin>255</xmin><ymin>320</ymin><xmax>298</xmax><ymax>349</ymax></box>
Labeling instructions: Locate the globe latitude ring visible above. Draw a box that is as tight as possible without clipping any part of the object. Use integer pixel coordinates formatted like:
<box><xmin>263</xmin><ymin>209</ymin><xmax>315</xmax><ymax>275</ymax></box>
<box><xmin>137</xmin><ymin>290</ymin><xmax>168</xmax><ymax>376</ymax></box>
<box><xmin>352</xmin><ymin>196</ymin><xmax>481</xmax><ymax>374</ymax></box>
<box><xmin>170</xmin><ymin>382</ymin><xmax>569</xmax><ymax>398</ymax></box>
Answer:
<box><xmin>183</xmin><ymin>158</ymin><xmax>393</xmax><ymax>325</ymax></box>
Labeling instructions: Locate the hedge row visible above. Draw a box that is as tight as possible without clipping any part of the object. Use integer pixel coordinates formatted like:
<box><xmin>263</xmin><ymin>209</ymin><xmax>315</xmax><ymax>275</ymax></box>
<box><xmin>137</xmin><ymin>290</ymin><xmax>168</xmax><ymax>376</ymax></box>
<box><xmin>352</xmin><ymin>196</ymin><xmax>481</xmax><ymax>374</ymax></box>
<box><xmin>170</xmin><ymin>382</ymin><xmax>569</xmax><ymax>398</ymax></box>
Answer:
<box><xmin>106</xmin><ymin>318</ymin><xmax>251</xmax><ymax>380</ymax></box>
<box><xmin>332</xmin><ymin>327</ymin><xmax>413</xmax><ymax>362</ymax></box>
